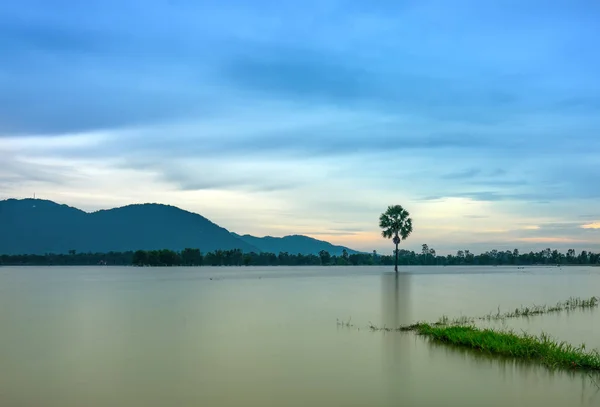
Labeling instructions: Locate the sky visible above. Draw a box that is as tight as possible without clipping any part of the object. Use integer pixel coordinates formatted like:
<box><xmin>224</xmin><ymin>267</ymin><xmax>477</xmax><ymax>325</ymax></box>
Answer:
<box><xmin>1</xmin><ymin>0</ymin><xmax>599</xmax><ymax>255</ymax></box>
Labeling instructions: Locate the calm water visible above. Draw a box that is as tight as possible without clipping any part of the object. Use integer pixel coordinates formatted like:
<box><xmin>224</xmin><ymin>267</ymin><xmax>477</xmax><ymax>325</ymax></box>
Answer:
<box><xmin>1</xmin><ymin>265</ymin><xmax>599</xmax><ymax>407</ymax></box>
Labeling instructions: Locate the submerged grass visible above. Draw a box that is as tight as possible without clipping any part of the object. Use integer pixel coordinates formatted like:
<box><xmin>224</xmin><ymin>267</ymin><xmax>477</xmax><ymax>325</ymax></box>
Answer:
<box><xmin>364</xmin><ymin>296</ymin><xmax>600</xmax><ymax>373</ymax></box>
<box><xmin>434</xmin><ymin>296</ymin><xmax>598</xmax><ymax>326</ymax></box>
<box><xmin>406</xmin><ymin>324</ymin><xmax>600</xmax><ymax>372</ymax></box>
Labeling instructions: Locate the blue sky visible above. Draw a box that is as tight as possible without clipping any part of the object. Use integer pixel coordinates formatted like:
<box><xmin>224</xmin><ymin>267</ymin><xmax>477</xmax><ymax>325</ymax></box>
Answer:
<box><xmin>1</xmin><ymin>0</ymin><xmax>599</xmax><ymax>254</ymax></box>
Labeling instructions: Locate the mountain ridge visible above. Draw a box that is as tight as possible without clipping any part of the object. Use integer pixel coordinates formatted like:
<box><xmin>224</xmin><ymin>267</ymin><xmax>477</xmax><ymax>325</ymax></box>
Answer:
<box><xmin>232</xmin><ymin>233</ymin><xmax>360</xmax><ymax>256</ymax></box>
<box><xmin>0</xmin><ymin>198</ymin><xmax>360</xmax><ymax>256</ymax></box>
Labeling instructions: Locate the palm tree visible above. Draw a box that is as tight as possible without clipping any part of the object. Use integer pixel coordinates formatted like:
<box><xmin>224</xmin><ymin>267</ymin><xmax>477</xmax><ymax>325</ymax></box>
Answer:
<box><xmin>379</xmin><ymin>205</ymin><xmax>413</xmax><ymax>273</ymax></box>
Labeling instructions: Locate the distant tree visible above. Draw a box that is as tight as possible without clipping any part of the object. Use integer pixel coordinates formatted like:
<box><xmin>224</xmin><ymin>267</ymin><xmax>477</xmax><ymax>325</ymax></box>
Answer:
<box><xmin>552</xmin><ymin>249</ymin><xmax>560</xmax><ymax>264</ymax></box>
<box><xmin>542</xmin><ymin>248</ymin><xmax>551</xmax><ymax>263</ymax></box>
<box><xmin>147</xmin><ymin>250</ymin><xmax>160</xmax><ymax>266</ymax></box>
<box><xmin>278</xmin><ymin>251</ymin><xmax>290</xmax><ymax>265</ymax></box>
<box><xmin>181</xmin><ymin>248</ymin><xmax>202</xmax><ymax>266</ymax></box>
<box><xmin>319</xmin><ymin>250</ymin><xmax>331</xmax><ymax>265</ymax></box>
<box><xmin>371</xmin><ymin>250</ymin><xmax>379</xmax><ymax>265</ymax></box>
<box><xmin>133</xmin><ymin>250</ymin><xmax>148</xmax><ymax>266</ymax></box>
<box><xmin>456</xmin><ymin>250</ymin><xmax>465</xmax><ymax>264</ymax></box>
<box><xmin>512</xmin><ymin>249</ymin><xmax>519</xmax><ymax>264</ymax></box>
<box><xmin>231</xmin><ymin>248</ymin><xmax>243</xmax><ymax>266</ymax></box>
<box><xmin>429</xmin><ymin>248</ymin><xmax>436</xmax><ymax>264</ymax></box>
<box><xmin>2</xmin><ymin>245</ymin><xmax>600</xmax><ymax>268</ymax></box>
<box><xmin>579</xmin><ymin>250</ymin><xmax>589</xmax><ymax>264</ymax></box>
<box><xmin>158</xmin><ymin>249</ymin><xmax>179</xmax><ymax>266</ymax></box>
<box><xmin>379</xmin><ymin>205</ymin><xmax>413</xmax><ymax>273</ymax></box>
<box><xmin>465</xmin><ymin>250</ymin><xmax>474</xmax><ymax>265</ymax></box>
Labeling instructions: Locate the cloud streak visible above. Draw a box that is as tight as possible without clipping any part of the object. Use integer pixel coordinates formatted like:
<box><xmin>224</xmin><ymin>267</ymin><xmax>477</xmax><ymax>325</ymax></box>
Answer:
<box><xmin>581</xmin><ymin>223</ymin><xmax>600</xmax><ymax>230</ymax></box>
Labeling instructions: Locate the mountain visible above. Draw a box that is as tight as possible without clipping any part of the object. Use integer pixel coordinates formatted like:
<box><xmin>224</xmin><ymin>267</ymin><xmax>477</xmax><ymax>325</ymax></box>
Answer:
<box><xmin>232</xmin><ymin>233</ymin><xmax>360</xmax><ymax>256</ymax></box>
<box><xmin>0</xmin><ymin>199</ymin><xmax>360</xmax><ymax>256</ymax></box>
<box><xmin>0</xmin><ymin>199</ymin><xmax>259</xmax><ymax>255</ymax></box>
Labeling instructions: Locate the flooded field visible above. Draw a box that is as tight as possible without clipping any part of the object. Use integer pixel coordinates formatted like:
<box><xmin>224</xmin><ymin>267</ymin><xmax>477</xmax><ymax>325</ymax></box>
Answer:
<box><xmin>1</xmin><ymin>265</ymin><xmax>598</xmax><ymax>406</ymax></box>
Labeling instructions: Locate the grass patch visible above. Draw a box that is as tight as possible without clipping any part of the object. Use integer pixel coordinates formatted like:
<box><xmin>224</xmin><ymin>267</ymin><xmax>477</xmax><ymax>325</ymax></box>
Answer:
<box><xmin>364</xmin><ymin>296</ymin><xmax>600</xmax><ymax>373</ymax></box>
<box><xmin>401</xmin><ymin>324</ymin><xmax>600</xmax><ymax>372</ymax></box>
<box><xmin>434</xmin><ymin>296</ymin><xmax>598</xmax><ymax>326</ymax></box>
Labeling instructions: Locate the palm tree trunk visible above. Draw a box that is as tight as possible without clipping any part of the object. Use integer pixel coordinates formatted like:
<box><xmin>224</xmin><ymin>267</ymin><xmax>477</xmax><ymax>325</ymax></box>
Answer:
<box><xmin>395</xmin><ymin>243</ymin><xmax>399</xmax><ymax>272</ymax></box>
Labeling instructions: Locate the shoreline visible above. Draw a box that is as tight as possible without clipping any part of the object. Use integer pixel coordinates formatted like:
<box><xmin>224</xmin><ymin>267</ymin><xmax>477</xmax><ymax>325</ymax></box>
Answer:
<box><xmin>2</xmin><ymin>263</ymin><xmax>600</xmax><ymax>268</ymax></box>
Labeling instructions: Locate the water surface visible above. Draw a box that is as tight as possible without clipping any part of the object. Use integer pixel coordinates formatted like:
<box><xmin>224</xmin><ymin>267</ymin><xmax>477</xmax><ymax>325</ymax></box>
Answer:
<box><xmin>1</xmin><ymin>265</ymin><xmax>599</xmax><ymax>406</ymax></box>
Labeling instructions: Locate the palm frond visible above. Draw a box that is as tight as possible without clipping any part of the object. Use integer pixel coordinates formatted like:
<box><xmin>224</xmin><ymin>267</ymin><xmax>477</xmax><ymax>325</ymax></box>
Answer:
<box><xmin>379</xmin><ymin>204</ymin><xmax>413</xmax><ymax>243</ymax></box>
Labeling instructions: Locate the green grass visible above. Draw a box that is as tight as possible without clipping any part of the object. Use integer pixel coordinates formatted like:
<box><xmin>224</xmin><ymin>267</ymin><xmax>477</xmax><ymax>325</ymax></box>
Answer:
<box><xmin>432</xmin><ymin>296</ymin><xmax>598</xmax><ymax>326</ymax></box>
<box><xmin>364</xmin><ymin>296</ymin><xmax>600</xmax><ymax>373</ymax></box>
<box><xmin>405</xmin><ymin>324</ymin><xmax>600</xmax><ymax>372</ymax></box>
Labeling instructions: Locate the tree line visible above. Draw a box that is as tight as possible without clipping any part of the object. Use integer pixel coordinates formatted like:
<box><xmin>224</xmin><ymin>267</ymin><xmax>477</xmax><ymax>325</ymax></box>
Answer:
<box><xmin>1</xmin><ymin>245</ymin><xmax>599</xmax><ymax>266</ymax></box>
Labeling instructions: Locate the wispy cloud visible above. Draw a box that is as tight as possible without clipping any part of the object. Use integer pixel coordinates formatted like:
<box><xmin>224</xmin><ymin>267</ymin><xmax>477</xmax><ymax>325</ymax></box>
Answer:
<box><xmin>517</xmin><ymin>237</ymin><xmax>588</xmax><ymax>244</ymax></box>
<box><xmin>442</xmin><ymin>168</ymin><xmax>482</xmax><ymax>179</ymax></box>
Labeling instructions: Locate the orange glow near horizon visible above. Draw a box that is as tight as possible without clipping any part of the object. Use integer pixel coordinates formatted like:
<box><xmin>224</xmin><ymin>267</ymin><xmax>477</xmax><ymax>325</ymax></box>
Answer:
<box><xmin>581</xmin><ymin>222</ymin><xmax>600</xmax><ymax>229</ymax></box>
<box><xmin>517</xmin><ymin>237</ymin><xmax>586</xmax><ymax>243</ymax></box>
<box><xmin>306</xmin><ymin>231</ymin><xmax>381</xmax><ymax>246</ymax></box>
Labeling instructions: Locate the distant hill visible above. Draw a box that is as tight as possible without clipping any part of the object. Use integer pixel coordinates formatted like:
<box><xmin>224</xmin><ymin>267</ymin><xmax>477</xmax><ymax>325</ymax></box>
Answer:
<box><xmin>0</xmin><ymin>199</ymin><xmax>258</xmax><ymax>255</ymax></box>
<box><xmin>232</xmin><ymin>233</ymin><xmax>360</xmax><ymax>256</ymax></box>
<box><xmin>0</xmin><ymin>199</ymin><xmax>360</xmax><ymax>256</ymax></box>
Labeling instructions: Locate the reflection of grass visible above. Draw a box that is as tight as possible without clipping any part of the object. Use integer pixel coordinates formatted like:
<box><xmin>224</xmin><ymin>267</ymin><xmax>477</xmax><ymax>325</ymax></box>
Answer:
<box><xmin>336</xmin><ymin>317</ymin><xmax>354</xmax><ymax>328</ymax></box>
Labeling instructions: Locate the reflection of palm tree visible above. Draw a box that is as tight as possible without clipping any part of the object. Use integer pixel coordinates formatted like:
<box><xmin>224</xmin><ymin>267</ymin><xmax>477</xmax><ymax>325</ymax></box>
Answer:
<box><xmin>381</xmin><ymin>273</ymin><xmax>411</xmax><ymax>328</ymax></box>
<box><xmin>381</xmin><ymin>272</ymin><xmax>412</xmax><ymax>400</ymax></box>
